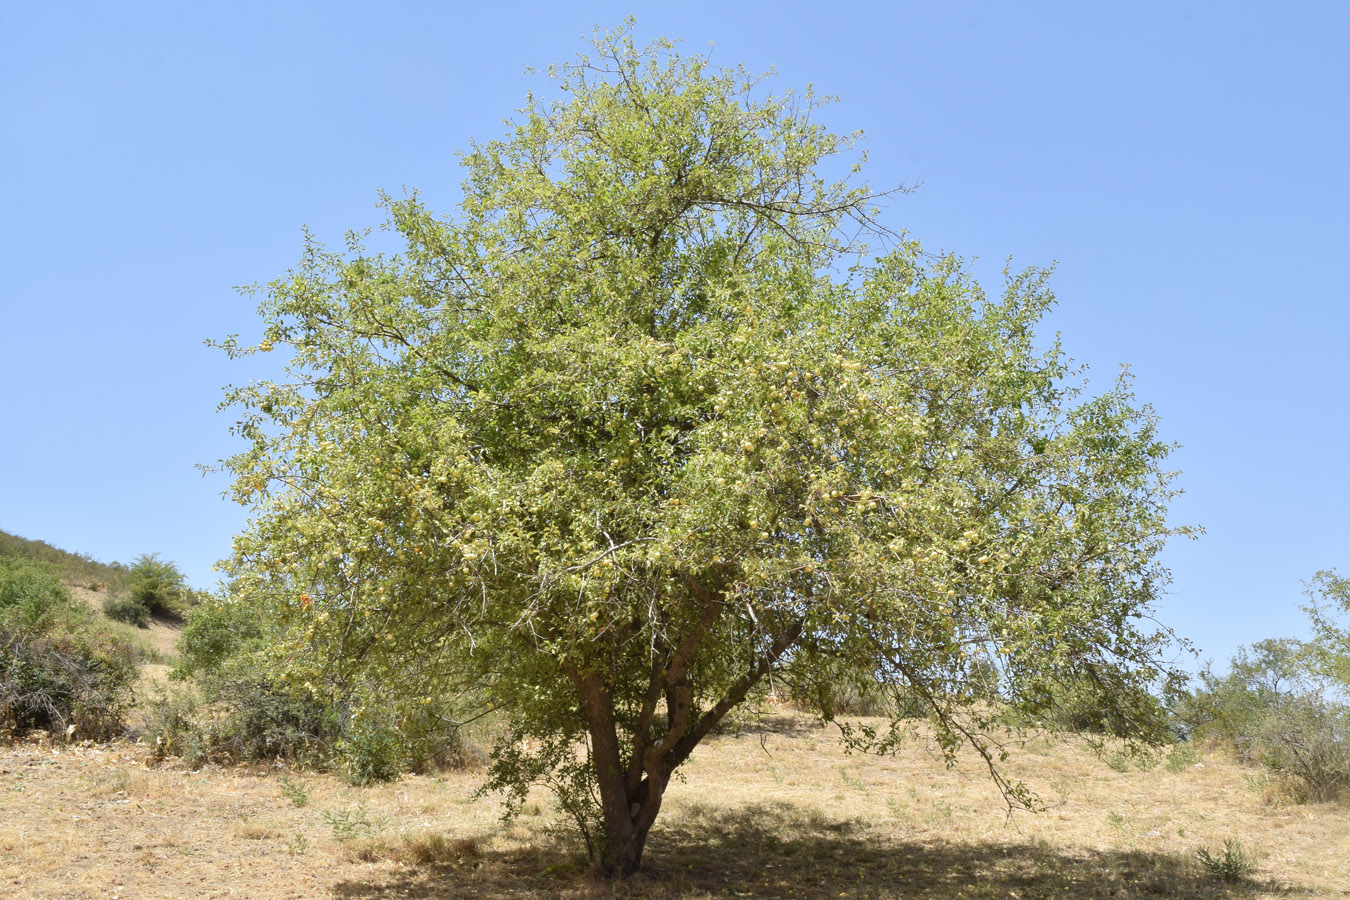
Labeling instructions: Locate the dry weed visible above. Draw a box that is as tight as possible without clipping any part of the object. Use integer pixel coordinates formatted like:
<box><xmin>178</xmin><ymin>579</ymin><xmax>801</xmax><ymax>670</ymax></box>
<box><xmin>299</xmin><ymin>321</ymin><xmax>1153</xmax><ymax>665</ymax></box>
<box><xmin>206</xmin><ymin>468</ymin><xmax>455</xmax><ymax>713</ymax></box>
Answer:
<box><xmin>3</xmin><ymin>716</ymin><xmax>1347</xmax><ymax>899</ymax></box>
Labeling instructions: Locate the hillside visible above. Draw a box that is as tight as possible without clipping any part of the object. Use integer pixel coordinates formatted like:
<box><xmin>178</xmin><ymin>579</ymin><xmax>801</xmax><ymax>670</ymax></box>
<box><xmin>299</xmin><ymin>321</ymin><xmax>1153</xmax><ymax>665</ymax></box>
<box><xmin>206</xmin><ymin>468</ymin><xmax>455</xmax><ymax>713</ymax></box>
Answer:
<box><xmin>0</xmin><ymin>526</ymin><xmax>182</xmax><ymax>672</ymax></box>
<box><xmin>0</xmin><ymin>528</ymin><xmax>129</xmax><ymax>590</ymax></box>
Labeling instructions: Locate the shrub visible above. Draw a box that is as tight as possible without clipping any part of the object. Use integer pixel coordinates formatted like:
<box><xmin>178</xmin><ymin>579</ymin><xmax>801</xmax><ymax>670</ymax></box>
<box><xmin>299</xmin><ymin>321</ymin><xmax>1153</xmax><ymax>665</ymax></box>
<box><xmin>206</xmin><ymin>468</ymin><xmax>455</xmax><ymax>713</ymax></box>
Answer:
<box><xmin>0</xmin><ymin>529</ymin><xmax>127</xmax><ymax>592</ymax></box>
<box><xmin>278</xmin><ymin>775</ymin><xmax>312</xmax><ymax>807</ymax></box>
<box><xmin>126</xmin><ymin>553</ymin><xmax>189</xmax><ymax>620</ymax></box>
<box><xmin>174</xmin><ymin>594</ymin><xmax>264</xmax><ymax>679</ymax></box>
<box><xmin>152</xmin><ymin>588</ymin><xmax>487</xmax><ymax>777</ymax></box>
<box><xmin>1186</xmin><ymin>638</ymin><xmax>1349</xmax><ymax>802</ymax></box>
<box><xmin>1023</xmin><ymin>671</ymin><xmax>1173</xmax><ymax>737</ymax></box>
<box><xmin>146</xmin><ymin>659</ymin><xmax>339</xmax><ymax>767</ymax></box>
<box><xmin>149</xmin><ymin>596</ymin><xmax>336</xmax><ymax>764</ymax></box>
<box><xmin>1164</xmin><ymin>742</ymin><xmax>1198</xmax><ymax>773</ymax></box>
<box><xmin>1194</xmin><ymin>838</ymin><xmax>1256</xmax><ymax>883</ymax></box>
<box><xmin>0</xmin><ymin>557</ymin><xmax>136</xmax><ymax>740</ymax></box>
<box><xmin>0</xmin><ymin>556</ymin><xmax>71</xmax><ymax>630</ymax></box>
<box><xmin>102</xmin><ymin>593</ymin><xmax>150</xmax><ymax>627</ymax></box>
<box><xmin>0</xmin><ymin>625</ymin><xmax>137</xmax><ymax>739</ymax></box>
<box><xmin>336</xmin><ymin>721</ymin><xmax>407</xmax><ymax>786</ymax></box>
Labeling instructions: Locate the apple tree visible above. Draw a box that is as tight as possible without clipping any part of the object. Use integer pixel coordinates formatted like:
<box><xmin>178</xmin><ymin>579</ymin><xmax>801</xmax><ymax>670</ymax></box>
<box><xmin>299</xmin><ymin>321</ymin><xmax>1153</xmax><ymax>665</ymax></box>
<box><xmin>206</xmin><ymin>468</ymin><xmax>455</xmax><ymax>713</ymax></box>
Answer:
<box><xmin>216</xmin><ymin>27</ymin><xmax>1190</xmax><ymax>875</ymax></box>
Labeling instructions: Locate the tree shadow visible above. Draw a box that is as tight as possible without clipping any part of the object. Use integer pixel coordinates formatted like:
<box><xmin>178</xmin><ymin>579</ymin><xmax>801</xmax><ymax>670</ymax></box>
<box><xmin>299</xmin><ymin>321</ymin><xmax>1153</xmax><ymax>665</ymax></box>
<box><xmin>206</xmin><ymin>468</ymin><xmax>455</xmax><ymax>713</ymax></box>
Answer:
<box><xmin>332</xmin><ymin>802</ymin><xmax>1291</xmax><ymax>899</ymax></box>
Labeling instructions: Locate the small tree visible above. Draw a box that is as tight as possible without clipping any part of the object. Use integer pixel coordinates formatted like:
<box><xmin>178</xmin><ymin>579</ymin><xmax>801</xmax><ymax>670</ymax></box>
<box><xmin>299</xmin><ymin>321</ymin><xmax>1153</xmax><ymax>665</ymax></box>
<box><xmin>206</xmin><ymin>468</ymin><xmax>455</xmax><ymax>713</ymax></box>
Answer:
<box><xmin>125</xmin><ymin>553</ymin><xmax>188</xmax><ymax>620</ymax></box>
<box><xmin>215</xmin><ymin>26</ymin><xmax>1189</xmax><ymax>874</ymax></box>
<box><xmin>1185</xmin><ymin>577</ymin><xmax>1350</xmax><ymax>802</ymax></box>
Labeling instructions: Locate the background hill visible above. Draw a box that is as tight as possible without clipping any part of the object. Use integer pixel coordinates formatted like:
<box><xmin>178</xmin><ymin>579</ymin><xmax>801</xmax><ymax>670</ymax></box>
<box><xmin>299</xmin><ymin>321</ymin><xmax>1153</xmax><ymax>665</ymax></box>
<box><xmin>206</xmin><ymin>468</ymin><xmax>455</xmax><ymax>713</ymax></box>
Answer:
<box><xmin>0</xmin><ymin>526</ymin><xmax>183</xmax><ymax>670</ymax></box>
<box><xmin>0</xmin><ymin>528</ymin><xmax>130</xmax><ymax>591</ymax></box>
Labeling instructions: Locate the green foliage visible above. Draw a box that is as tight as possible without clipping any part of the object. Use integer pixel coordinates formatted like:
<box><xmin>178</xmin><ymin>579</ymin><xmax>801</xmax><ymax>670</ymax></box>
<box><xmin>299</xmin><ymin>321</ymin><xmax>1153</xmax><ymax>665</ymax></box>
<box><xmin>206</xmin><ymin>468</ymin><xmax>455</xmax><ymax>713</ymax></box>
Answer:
<box><xmin>0</xmin><ymin>557</ymin><xmax>136</xmax><ymax>739</ymax></box>
<box><xmin>102</xmin><ymin>593</ymin><xmax>151</xmax><ymax>627</ymax></box>
<box><xmin>335</xmin><ymin>723</ymin><xmax>405</xmax><ymax>786</ymax></box>
<box><xmin>1186</xmin><ymin>636</ymin><xmax>1349</xmax><ymax>802</ymax></box>
<box><xmin>213</xmin><ymin>24</ymin><xmax>1189</xmax><ymax>873</ymax></box>
<box><xmin>1303</xmin><ymin>569</ymin><xmax>1350</xmax><ymax>688</ymax></box>
<box><xmin>278</xmin><ymin>775</ymin><xmax>312</xmax><ymax>807</ymax></box>
<box><xmin>1164</xmin><ymin>742</ymin><xmax>1198</xmax><ymax>773</ymax></box>
<box><xmin>174</xmin><ymin>593</ymin><xmax>266</xmax><ymax>679</ymax></box>
<box><xmin>1016</xmin><ymin>671</ymin><xmax>1176</xmax><ymax>739</ymax></box>
<box><xmin>126</xmin><ymin>553</ymin><xmax>189</xmax><ymax>620</ymax></box>
<box><xmin>151</xmin><ymin>596</ymin><xmax>338</xmax><ymax>764</ymax></box>
<box><xmin>1194</xmin><ymin>838</ymin><xmax>1256</xmax><ymax>883</ymax></box>
<box><xmin>160</xmin><ymin>592</ymin><xmax>472</xmax><ymax>776</ymax></box>
<box><xmin>322</xmin><ymin>802</ymin><xmax>386</xmax><ymax>841</ymax></box>
<box><xmin>148</xmin><ymin>655</ymin><xmax>339</xmax><ymax>767</ymax></box>
<box><xmin>0</xmin><ymin>556</ymin><xmax>72</xmax><ymax>631</ymax></box>
<box><xmin>0</xmin><ymin>528</ymin><xmax>128</xmax><ymax>590</ymax></box>
<box><xmin>97</xmin><ymin>554</ymin><xmax>193</xmax><ymax>627</ymax></box>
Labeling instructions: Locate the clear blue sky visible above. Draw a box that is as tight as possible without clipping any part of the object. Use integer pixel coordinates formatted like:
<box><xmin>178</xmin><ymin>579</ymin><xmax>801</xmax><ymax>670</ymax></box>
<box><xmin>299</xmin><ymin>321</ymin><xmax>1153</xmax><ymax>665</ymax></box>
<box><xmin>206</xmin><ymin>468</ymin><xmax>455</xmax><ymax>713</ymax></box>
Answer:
<box><xmin>2</xmin><ymin>2</ymin><xmax>1346</xmax><ymax>670</ymax></box>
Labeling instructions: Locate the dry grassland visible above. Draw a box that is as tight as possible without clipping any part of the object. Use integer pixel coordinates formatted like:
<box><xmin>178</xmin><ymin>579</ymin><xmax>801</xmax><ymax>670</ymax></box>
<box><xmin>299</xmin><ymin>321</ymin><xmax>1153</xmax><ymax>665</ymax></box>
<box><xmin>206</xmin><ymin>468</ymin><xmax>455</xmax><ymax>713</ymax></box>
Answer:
<box><xmin>3</xmin><ymin>715</ymin><xmax>1347</xmax><ymax>899</ymax></box>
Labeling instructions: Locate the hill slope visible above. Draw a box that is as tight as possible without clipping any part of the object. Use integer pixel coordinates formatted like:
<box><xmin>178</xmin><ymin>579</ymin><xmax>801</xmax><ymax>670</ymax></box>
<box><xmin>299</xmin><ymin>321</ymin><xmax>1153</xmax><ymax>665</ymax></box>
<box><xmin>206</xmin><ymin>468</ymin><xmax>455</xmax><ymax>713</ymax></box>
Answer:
<box><xmin>0</xmin><ymin>528</ymin><xmax>128</xmax><ymax>589</ymax></box>
<box><xmin>0</xmin><ymin>527</ymin><xmax>180</xmax><ymax>664</ymax></box>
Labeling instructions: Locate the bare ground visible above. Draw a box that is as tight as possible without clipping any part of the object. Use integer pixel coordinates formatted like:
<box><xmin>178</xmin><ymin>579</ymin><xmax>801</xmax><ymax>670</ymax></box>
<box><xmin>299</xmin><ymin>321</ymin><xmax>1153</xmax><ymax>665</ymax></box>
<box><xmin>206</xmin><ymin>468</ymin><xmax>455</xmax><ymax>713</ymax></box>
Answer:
<box><xmin>4</xmin><ymin>714</ymin><xmax>1348</xmax><ymax>900</ymax></box>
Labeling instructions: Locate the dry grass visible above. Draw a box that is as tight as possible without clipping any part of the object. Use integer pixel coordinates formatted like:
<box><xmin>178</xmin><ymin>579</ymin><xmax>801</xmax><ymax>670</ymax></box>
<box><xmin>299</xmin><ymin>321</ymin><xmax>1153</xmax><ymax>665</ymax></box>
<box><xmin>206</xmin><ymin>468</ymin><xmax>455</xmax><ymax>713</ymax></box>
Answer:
<box><xmin>3</xmin><ymin>714</ymin><xmax>1348</xmax><ymax>899</ymax></box>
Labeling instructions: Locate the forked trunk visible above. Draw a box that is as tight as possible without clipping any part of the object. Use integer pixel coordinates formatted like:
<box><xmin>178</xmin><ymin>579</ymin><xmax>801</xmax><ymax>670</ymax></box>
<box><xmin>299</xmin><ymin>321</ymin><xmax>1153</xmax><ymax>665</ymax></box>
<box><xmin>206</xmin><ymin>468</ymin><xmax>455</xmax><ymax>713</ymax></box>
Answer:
<box><xmin>578</xmin><ymin>673</ymin><xmax>670</xmax><ymax>876</ymax></box>
<box><xmin>601</xmin><ymin>816</ymin><xmax>653</xmax><ymax>876</ymax></box>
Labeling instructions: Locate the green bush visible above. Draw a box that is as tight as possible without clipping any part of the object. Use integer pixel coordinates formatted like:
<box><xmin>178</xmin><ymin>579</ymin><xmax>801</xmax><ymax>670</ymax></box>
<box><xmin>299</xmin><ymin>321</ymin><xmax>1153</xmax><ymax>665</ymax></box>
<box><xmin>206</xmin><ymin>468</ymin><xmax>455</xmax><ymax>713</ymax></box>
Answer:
<box><xmin>1194</xmin><ymin>838</ymin><xmax>1256</xmax><ymax>883</ymax></box>
<box><xmin>151</xmin><ymin>597</ymin><xmax>322</xmax><ymax>764</ymax></box>
<box><xmin>151</xmin><ymin>590</ymin><xmax>485</xmax><ymax>778</ymax></box>
<box><xmin>1022</xmin><ymin>671</ymin><xmax>1172</xmax><ymax>738</ymax></box>
<box><xmin>0</xmin><ymin>556</ymin><xmax>71</xmax><ymax>630</ymax></box>
<box><xmin>0</xmin><ymin>557</ymin><xmax>136</xmax><ymax>740</ymax></box>
<box><xmin>102</xmin><ymin>593</ymin><xmax>150</xmax><ymax>627</ymax></box>
<box><xmin>1164</xmin><ymin>742</ymin><xmax>1198</xmax><ymax>773</ymax></box>
<box><xmin>0</xmin><ymin>529</ymin><xmax>128</xmax><ymax>592</ymax></box>
<box><xmin>147</xmin><ymin>655</ymin><xmax>340</xmax><ymax>767</ymax></box>
<box><xmin>125</xmin><ymin>553</ymin><xmax>189</xmax><ymax>620</ymax></box>
<box><xmin>1186</xmin><ymin>638</ymin><xmax>1349</xmax><ymax>802</ymax></box>
<box><xmin>174</xmin><ymin>594</ymin><xmax>264</xmax><ymax>679</ymax></box>
<box><xmin>336</xmin><ymin>721</ymin><xmax>407</xmax><ymax>786</ymax></box>
<box><xmin>97</xmin><ymin>554</ymin><xmax>194</xmax><ymax>627</ymax></box>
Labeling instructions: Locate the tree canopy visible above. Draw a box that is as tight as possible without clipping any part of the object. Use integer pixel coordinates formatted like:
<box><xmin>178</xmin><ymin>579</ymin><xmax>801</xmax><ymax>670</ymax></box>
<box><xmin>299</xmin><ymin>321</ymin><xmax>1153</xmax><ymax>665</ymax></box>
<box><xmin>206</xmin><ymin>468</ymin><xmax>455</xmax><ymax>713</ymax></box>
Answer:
<box><xmin>216</xmin><ymin>26</ymin><xmax>1190</xmax><ymax>874</ymax></box>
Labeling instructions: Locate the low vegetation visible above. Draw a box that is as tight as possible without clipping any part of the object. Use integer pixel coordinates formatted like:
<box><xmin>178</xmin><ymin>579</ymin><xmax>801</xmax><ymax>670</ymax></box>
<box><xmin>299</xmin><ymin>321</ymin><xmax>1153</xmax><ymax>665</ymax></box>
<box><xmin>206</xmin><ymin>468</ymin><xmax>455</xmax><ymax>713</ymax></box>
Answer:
<box><xmin>0</xmin><ymin>529</ymin><xmax>128</xmax><ymax>591</ymax></box>
<box><xmin>1183</xmin><ymin>572</ymin><xmax>1350</xmax><ymax>804</ymax></box>
<box><xmin>102</xmin><ymin>553</ymin><xmax>200</xmax><ymax>625</ymax></box>
<box><xmin>0</xmin><ymin>556</ymin><xmax>137</xmax><ymax>740</ymax></box>
<box><xmin>4</xmin><ymin>712</ymin><xmax>1348</xmax><ymax>899</ymax></box>
<box><xmin>0</xmin><ymin>530</ymin><xmax>190</xmax><ymax>742</ymax></box>
<box><xmin>143</xmin><ymin>590</ymin><xmax>480</xmax><ymax>782</ymax></box>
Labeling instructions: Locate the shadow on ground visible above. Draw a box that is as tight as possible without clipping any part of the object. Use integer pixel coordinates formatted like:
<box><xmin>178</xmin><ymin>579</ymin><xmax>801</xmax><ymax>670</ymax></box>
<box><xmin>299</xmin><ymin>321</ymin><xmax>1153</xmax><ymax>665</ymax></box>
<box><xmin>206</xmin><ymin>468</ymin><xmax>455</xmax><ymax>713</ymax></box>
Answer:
<box><xmin>333</xmin><ymin>802</ymin><xmax>1288</xmax><ymax>900</ymax></box>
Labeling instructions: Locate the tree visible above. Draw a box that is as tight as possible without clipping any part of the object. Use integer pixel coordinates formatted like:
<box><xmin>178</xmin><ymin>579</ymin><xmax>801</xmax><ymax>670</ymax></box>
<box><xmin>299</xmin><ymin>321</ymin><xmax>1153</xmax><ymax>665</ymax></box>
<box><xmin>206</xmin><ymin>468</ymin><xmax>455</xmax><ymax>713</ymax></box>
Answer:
<box><xmin>105</xmin><ymin>553</ymin><xmax>189</xmax><ymax>624</ymax></box>
<box><xmin>1186</xmin><ymin>630</ymin><xmax>1349</xmax><ymax>802</ymax></box>
<box><xmin>215</xmin><ymin>25</ymin><xmax>1189</xmax><ymax>875</ymax></box>
<box><xmin>1303</xmin><ymin>569</ymin><xmax>1350</xmax><ymax>688</ymax></box>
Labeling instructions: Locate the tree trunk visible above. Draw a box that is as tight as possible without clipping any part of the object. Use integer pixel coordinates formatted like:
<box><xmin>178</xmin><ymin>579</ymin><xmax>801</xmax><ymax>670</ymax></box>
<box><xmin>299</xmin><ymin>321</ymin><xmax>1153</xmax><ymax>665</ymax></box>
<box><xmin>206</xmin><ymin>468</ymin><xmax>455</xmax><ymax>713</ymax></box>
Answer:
<box><xmin>577</xmin><ymin>672</ymin><xmax>670</xmax><ymax>876</ymax></box>
<box><xmin>602</xmin><ymin>815</ymin><xmax>651</xmax><ymax>876</ymax></box>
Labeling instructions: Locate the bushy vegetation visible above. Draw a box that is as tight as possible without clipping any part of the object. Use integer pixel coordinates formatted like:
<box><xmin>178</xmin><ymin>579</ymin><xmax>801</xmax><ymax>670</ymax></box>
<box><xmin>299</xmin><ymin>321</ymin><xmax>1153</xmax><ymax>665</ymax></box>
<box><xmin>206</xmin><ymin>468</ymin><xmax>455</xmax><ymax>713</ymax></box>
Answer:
<box><xmin>0</xmin><ymin>528</ymin><xmax>128</xmax><ymax>590</ymax></box>
<box><xmin>149</xmin><ymin>593</ymin><xmax>339</xmax><ymax>766</ymax></box>
<box><xmin>1194</xmin><ymin>838</ymin><xmax>1257</xmax><ymax>883</ymax></box>
<box><xmin>0</xmin><ymin>556</ymin><xmax>137</xmax><ymax>740</ymax></box>
<box><xmin>102</xmin><ymin>553</ymin><xmax>196</xmax><ymax>625</ymax></box>
<box><xmin>1184</xmin><ymin>572</ymin><xmax>1350</xmax><ymax>803</ymax></box>
<box><xmin>148</xmin><ymin>594</ymin><xmax>479</xmax><ymax>781</ymax></box>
